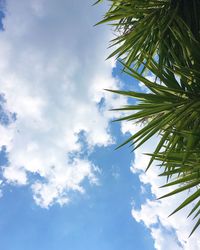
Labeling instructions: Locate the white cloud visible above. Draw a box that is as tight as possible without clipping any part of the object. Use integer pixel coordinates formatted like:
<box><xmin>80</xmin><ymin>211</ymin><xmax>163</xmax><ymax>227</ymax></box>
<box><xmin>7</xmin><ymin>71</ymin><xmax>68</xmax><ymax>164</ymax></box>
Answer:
<box><xmin>31</xmin><ymin>158</ymin><xmax>98</xmax><ymax>208</ymax></box>
<box><xmin>151</xmin><ymin>226</ymin><xmax>182</xmax><ymax>250</ymax></box>
<box><xmin>0</xmin><ymin>0</ymin><xmax>127</xmax><ymax>207</ymax></box>
<box><xmin>122</xmin><ymin>123</ymin><xmax>200</xmax><ymax>249</ymax></box>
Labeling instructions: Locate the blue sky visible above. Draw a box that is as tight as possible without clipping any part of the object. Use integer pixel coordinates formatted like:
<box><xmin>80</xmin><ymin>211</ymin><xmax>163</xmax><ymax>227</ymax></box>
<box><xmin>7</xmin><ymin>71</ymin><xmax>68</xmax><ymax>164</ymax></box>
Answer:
<box><xmin>0</xmin><ymin>66</ymin><xmax>155</xmax><ymax>250</ymax></box>
<box><xmin>0</xmin><ymin>1</ymin><xmax>199</xmax><ymax>250</ymax></box>
<box><xmin>0</xmin><ymin>120</ymin><xmax>155</xmax><ymax>250</ymax></box>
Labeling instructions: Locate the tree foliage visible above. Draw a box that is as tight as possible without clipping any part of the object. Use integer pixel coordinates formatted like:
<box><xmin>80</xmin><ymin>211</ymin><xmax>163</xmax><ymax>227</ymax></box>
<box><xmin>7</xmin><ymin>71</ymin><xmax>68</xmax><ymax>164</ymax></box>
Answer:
<box><xmin>96</xmin><ymin>0</ymin><xmax>200</xmax><ymax>236</ymax></box>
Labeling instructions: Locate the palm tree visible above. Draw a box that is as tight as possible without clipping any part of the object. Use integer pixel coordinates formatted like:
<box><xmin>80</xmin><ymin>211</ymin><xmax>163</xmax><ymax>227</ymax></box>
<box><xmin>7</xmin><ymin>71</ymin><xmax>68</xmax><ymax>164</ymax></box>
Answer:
<box><xmin>97</xmin><ymin>0</ymin><xmax>200</xmax><ymax>70</ymax></box>
<box><xmin>96</xmin><ymin>0</ymin><xmax>200</xmax><ymax>236</ymax></box>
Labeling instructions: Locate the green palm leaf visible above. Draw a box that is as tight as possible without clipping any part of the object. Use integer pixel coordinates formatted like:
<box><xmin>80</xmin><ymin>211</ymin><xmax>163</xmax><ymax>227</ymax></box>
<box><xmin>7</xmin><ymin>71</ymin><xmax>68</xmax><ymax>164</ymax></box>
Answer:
<box><xmin>96</xmin><ymin>0</ymin><xmax>200</xmax><ymax>236</ymax></box>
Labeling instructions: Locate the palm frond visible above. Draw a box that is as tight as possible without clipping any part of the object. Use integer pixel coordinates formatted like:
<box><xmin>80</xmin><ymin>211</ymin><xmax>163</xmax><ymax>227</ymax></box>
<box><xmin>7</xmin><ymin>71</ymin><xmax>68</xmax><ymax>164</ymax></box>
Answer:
<box><xmin>108</xmin><ymin>61</ymin><xmax>200</xmax><ymax>235</ymax></box>
<box><xmin>96</xmin><ymin>0</ymin><xmax>200</xmax><ymax>236</ymax></box>
<box><xmin>97</xmin><ymin>0</ymin><xmax>200</xmax><ymax>71</ymax></box>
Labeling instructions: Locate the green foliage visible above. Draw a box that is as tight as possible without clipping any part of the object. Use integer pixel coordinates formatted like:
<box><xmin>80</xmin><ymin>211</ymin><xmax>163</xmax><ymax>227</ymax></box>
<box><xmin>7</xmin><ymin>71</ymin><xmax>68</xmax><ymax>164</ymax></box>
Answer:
<box><xmin>107</xmin><ymin>61</ymin><xmax>200</xmax><ymax>236</ymax></box>
<box><xmin>96</xmin><ymin>0</ymin><xmax>200</xmax><ymax>236</ymax></box>
<box><xmin>97</xmin><ymin>0</ymin><xmax>200</xmax><ymax>70</ymax></box>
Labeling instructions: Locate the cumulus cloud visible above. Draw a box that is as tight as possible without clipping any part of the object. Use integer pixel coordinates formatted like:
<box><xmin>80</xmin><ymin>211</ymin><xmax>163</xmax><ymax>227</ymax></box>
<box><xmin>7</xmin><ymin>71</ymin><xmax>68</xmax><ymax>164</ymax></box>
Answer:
<box><xmin>122</xmin><ymin>122</ymin><xmax>200</xmax><ymax>249</ymax></box>
<box><xmin>0</xmin><ymin>0</ymin><xmax>127</xmax><ymax>207</ymax></box>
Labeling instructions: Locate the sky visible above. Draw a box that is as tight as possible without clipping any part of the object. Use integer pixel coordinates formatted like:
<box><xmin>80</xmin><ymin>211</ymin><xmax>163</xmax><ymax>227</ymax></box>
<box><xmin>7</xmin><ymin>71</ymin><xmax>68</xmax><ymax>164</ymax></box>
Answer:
<box><xmin>0</xmin><ymin>1</ymin><xmax>199</xmax><ymax>250</ymax></box>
